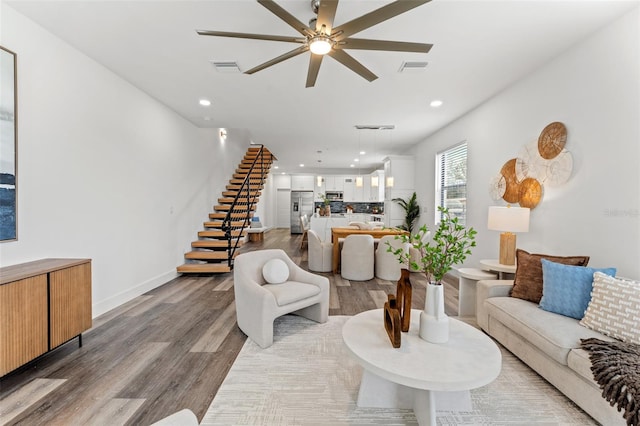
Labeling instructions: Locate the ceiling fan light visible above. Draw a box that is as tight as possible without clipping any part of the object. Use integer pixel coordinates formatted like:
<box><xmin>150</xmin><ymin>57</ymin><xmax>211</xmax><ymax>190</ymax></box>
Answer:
<box><xmin>309</xmin><ymin>36</ymin><xmax>332</xmax><ymax>55</ymax></box>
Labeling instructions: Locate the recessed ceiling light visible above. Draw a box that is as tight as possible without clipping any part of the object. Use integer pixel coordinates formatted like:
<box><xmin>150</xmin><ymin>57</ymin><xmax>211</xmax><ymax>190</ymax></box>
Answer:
<box><xmin>360</xmin><ymin>151</ymin><xmax>366</xmax><ymax>155</ymax></box>
<box><xmin>430</xmin><ymin>99</ymin><xmax>443</xmax><ymax>108</ymax></box>
<box><xmin>274</xmin><ymin>166</ymin><xmax>279</xmax><ymax>169</ymax></box>
<box><xmin>354</xmin><ymin>158</ymin><xmax>359</xmax><ymax>162</ymax></box>
<box><xmin>199</xmin><ymin>99</ymin><xmax>211</xmax><ymax>107</ymax></box>
<box><xmin>299</xmin><ymin>164</ymin><xmax>304</xmax><ymax>167</ymax></box>
<box><xmin>350</xmin><ymin>164</ymin><xmax>355</xmax><ymax>168</ymax></box>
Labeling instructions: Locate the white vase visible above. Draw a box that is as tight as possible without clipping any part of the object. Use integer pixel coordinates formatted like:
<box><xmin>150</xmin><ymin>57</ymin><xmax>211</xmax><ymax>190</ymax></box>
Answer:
<box><xmin>419</xmin><ymin>283</ymin><xmax>449</xmax><ymax>343</ymax></box>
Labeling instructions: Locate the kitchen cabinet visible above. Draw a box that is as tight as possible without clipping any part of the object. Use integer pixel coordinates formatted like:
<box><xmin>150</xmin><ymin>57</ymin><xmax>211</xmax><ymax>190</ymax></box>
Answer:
<box><xmin>324</xmin><ymin>176</ymin><xmax>344</xmax><ymax>191</ymax></box>
<box><xmin>291</xmin><ymin>175</ymin><xmax>315</xmax><ymax>191</ymax></box>
<box><xmin>342</xmin><ymin>176</ymin><xmax>355</xmax><ymax>201</ymax></box>
<box><xmin>0</xmin><ymin>258</ymin><xmax>92</xmax><ymax>377</ymax></box>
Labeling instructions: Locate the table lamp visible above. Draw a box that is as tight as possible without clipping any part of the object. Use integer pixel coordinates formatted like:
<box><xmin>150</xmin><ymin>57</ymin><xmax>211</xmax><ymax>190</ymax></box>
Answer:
<box><xmin>487</xmin><ymin>206</ymin><xmax>530</xmax><ymax>265</ymax></box>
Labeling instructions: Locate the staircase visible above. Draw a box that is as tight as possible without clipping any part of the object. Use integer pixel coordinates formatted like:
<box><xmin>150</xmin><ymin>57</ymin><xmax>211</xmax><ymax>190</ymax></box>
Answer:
<box><xmin>177</xmin><ymin>145</ymin><xmax>274</xmax><ymax>274</ymax></box>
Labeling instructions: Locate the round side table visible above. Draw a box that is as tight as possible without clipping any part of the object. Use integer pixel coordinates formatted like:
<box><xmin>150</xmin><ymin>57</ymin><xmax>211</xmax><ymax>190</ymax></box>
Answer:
<box><xmin>458</xmin><ymin>268</ymin><xmax>497</xmax><ymax>317</ymax></box>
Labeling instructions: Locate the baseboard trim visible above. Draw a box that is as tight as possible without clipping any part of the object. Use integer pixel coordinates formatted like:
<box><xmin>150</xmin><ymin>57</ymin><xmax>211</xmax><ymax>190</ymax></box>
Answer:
<box><xmin>92</xmin><ymin>269</ymin><xmax>179</xmax><ymax>318</ymax></box>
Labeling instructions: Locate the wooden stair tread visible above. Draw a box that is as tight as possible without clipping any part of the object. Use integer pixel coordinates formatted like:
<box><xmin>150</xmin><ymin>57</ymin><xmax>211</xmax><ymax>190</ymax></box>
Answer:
<box><xmin>209</xmin><ymin>212</ymin><xmax>253</xmax><ymax>219</ymax></box>
<box><xmin>192</xmin><ymin>240</ymin><xmax>244</xmax><ymax>248</ymax></box>
<box><xmin>218</xmin><ymin>197</ymin><xmax>255</xmax><ymax>204</ymax></box>
<box><xmin>198</xmin><ymin>230</ymin><xmax>245</xmax><ymax>238</ymax></box>
<box><xmin>214</xmin><ymin>205</ymin><xmax>256</xmax><ymax>211</ymax></box>
<box><xmin>177</xmin><ymin>264</ymin><xmax>231</xmax><ymax>274</ymax></box>
<box><xmin>204</xmin><ymin>220</ymin><xmax>247</xmax><ymax>228</ymax></box>
<box><xmin>222</xmin><ymin>191</ymin><xmax>261</xmax><ymax>197</ymax></box>
<box><xmin>184</xmin><ymin>251</ymin><xmax>239</xmax><ymax>260</ymax></box>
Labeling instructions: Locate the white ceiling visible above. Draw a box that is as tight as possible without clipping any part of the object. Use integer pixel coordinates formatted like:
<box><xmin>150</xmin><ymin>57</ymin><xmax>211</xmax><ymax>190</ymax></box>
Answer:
<box><xmin>6</xmin><ymin>0</ymin><xmax>638</xmax><ymax>174</ymax></box>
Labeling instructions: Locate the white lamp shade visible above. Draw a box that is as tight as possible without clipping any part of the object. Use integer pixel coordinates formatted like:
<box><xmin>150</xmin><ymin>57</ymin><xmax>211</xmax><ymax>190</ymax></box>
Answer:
<box><xmin>487</xmin><ymin>206</ymin><xmax>530</xmax><ymax>233</ymax></box>
<box><xmin>317</xmin><ymin>175</ymin><xmax>322</xmax><ymax>187</ymax></box>
<box><xmin>355</xmin><ymin>176</ymin><xmax>363</xmax><ymax>187</ymax></box>
<box><xmin>371</xmin><ymin>175</ymin><xmax>379</xmax><ymax>187</ymax></box>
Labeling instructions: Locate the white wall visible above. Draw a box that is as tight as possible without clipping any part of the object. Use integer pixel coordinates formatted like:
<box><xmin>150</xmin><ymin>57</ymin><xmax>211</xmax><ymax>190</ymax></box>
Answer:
<box><xmin>0</xmin><ymin>5</ymin><xmax>250</xmax><ymax>316</ymax></box>
<box><xmin>411</xmin><ymin>8</ymin><xmax>640</xmax><ymax>279</ymax></box>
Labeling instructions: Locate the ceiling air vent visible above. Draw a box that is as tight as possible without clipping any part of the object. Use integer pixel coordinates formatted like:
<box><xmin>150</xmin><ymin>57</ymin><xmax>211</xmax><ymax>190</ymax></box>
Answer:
<box><xmin>210</xmin><ymin>61</ymin><xmax>241</xmax><ymax>73</ymax></box>
<box><xmin>399</xmin><ymin>61</ymin><xmax>428</xmax><ymax>73</ymax></box>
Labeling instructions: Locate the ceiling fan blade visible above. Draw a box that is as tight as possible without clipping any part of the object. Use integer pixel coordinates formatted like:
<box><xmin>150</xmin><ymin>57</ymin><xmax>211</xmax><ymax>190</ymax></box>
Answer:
<box><xmin>327</xmin><ymin>49</ymin><xmax>377</xmax><ymax>82</ymax></box>
<box><xmin>332</xmin><ymin>0</ymin><xmax>431</xmax><ymax>41</ymax></box>
<box><xmin>196</xmin><ymin>30</ymin><xmax>304</xmax><ymax>44</ymax></box>
<box><xmin>258</xmin><ymin>0</ymin><xmax>314</xmax><ymax>37</ymax></box>
<box><xmin>245</xmin><ymin>45</ymin><xmax>309</xmax><ymax>75</ymax></box>
<box><xmin>306</xmin><ymin>54</ymin><xmax>324</xmax><ymax>88</ymax></box>
<box><xmin>316</xmin><ymin>0</ymin><xmax>339</xmax><ymax>34</ymax></box>
<box><xmin>336</xmin><ymin>38</ymin><xmax>432</xmax><ymax>53</ymax></box>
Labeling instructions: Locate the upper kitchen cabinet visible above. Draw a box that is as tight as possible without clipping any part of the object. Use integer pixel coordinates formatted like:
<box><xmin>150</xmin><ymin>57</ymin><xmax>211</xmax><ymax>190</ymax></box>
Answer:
<box><xmin>291</xmin><ymin>175</ymin><xmax>315</xmax><ymax>191</ymax></box>
<box><xmin>324</xmin><ymin>176</ymin><xmax>344</xmax><ymax>191</ymax></box>
<box><xmin>342</xmin><ymin>176</ymin><xmax>355</xmax><ymax>201</ymax></box>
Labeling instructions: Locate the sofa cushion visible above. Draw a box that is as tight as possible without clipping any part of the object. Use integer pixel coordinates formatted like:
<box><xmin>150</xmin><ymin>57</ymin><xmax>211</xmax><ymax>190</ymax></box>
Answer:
<box><xmin>566</xmin><ymin>348</ymin><xmax>611</xmax><ymax>388</ymax></box>
<box><xmin>511</xmin><ymin>249</ymin><xmax>590</xmax><ymax>304</ymax></box>
<box><xmin>485</xmin><ymin>296</ymin><xmax>607</xmax><ymax>365</ymax></box>
<box><xmin>263</xmin><ymin>281</ymin><xmax>320</xmax><ymax>306</ymax></box>
<box><xmin>539</xmin><ymin>259</ymin><xmax>616</xmax><ymax>319</ymax></box>
<box><xmin>580</xmin><ymin>272</ymin><xmax>640</xmax><ymax>344</ymax></box>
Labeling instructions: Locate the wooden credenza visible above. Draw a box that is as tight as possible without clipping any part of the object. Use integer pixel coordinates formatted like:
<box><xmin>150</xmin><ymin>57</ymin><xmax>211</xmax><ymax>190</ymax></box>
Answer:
<box><xmin>0</xmin><ymin>258</ymin><xmax>92</xmax><ymax>376</ymax></box>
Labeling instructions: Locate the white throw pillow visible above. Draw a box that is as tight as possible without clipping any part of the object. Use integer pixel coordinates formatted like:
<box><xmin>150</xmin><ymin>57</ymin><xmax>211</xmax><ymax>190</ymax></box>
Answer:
<box><xmin>262</xmin><ymin>258</ymin><xmax>289</xmax><ymax>284</ymax></box>
<box><xmin>579</xmin><ymin>272</ymin><xmax>640</xmax><ymax>344</ymax></box>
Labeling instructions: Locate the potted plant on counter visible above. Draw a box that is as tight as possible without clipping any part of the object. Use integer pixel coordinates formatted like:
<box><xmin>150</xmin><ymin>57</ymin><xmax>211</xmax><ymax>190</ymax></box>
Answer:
<box><xmin>319</xmin><ymin>193</ymin><xmax>331</xmax><ymax>216</ymax></box>
<box><xmin>387</xmin><ymin>206</ymin><xmax>477</xmax><ymax>343</ymax></box>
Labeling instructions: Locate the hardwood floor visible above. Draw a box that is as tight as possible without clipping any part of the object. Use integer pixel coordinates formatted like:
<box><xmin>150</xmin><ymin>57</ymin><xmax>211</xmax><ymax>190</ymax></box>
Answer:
<box><xmin>0</xmin><ymin>229</ymin><xmax>460</xmax><ymax>425</ymax></box>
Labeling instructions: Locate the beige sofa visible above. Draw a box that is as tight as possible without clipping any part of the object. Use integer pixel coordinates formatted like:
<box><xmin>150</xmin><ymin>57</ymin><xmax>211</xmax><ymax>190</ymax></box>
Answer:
<box><xmin>476</xmin><ymin>279</ymin><xmax>625</xmax><ymax>425</ymax></box>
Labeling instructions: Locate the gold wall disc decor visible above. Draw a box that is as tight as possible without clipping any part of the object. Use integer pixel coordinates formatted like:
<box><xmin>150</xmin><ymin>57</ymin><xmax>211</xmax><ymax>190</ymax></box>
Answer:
<box><xmin>500</xmin><ymin>158</ymin><xmax>521</xmax><ymax>203</ymax></box>
<box><xmin>538</xmin><ymin>122</ymin><xmax>567</xmax><ymax>159</ymax></box>
<box><xmin>516</xmin><ymin>140</ymin><xmax>548</xmax><ymax>182</ymax></box>
<box><xmin>544</xmin><ymin>149</ymin><xmax>573</xmax><ymax>187</ymax></box>
<box><xmin>519</xmin><ymin>177</ymin><xmax>543</xmax><ymax>209</ymax></box>
<box><xmin>489</xmin><ymin>174</ymin><xmax>507</xmax><ymax>200</ymax></box>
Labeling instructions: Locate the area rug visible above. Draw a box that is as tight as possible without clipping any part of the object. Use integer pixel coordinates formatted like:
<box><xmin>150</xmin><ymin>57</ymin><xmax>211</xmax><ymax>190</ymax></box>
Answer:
<box><xmin>202</xmin><ymin>315</ymin><xmax>596</xmax><ymax>425</ymax></box>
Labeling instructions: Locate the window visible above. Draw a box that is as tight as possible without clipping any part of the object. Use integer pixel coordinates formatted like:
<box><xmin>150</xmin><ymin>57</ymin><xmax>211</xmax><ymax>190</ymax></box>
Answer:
<box><xmin>436</xmin><ymin>142</ymin><xmax>467</xmax><ymax>225</ymax></box>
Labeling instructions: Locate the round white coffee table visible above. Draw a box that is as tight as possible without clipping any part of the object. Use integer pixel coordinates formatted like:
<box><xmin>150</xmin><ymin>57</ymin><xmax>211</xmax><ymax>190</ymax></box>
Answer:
<box><xmin>342</xmin><ymin>309</ymin><xmax>501</xmax><ymax>425</ymax></box>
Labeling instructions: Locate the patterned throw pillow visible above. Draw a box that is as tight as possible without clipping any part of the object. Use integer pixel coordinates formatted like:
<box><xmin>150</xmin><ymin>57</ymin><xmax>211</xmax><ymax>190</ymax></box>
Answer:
<box><xmin>511</xmin><ymin>249</ymin><xmax>590</xmax><ymax>304</ymax></box>
<box><xmin>580</xmin><ymin>272</ymin><xmax>640</xmax><ymax>344</ymax></box>
<box><xmin>539</xmin><ymin>259</ymin><xmax>616</xmax><ymax>319</ymax></box>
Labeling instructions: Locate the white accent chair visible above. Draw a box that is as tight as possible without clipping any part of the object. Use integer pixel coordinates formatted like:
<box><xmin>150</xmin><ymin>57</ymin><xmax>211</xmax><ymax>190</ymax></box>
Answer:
<box><xmin>341</xmin><ymin>234</ymin><xmax>375</xmax><ymax>281</ymax></box>
<box><xmin>307</xmin><ymin>229</ymin><xmax>333</xmax><ymax>272</ymax></box>
<box><xmin>375</xmin><ymin>235</ymin><xmax>408</xmax><ymax>281</ymax></box>
<box><xmin>233</xmin><ymin>249</ymin><xmax>329</xmax><ymax>348</ymax></box>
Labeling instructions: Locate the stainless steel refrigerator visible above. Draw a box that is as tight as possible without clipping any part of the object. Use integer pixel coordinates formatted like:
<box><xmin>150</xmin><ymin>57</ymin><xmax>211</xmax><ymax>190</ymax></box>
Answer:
<box><xmin>290</xmin><ymin>191</ymin><xmax>314</xmax><ymax>234</ymax></box>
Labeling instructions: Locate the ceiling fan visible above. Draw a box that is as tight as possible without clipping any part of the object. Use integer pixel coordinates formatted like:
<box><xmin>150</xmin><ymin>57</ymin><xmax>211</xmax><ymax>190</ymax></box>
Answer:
<box><xmin>197</xmin><ymin>0</ymin><xmax>433</xmax><ymax>88</ymax></box>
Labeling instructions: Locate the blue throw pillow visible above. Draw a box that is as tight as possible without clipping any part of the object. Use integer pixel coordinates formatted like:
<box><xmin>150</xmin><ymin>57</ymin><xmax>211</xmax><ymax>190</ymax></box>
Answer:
<box><xmin>539</xmin><ymin>259</ymin><xmax>616</xmax><ymax>319</ymax></box>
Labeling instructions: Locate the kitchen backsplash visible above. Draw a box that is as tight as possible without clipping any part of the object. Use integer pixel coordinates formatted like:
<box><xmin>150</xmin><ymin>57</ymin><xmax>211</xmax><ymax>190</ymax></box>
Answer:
<box><xmin>314</xmin><ymin>201</ymin><xmax>383</xmax><ymax>214</ymax></box>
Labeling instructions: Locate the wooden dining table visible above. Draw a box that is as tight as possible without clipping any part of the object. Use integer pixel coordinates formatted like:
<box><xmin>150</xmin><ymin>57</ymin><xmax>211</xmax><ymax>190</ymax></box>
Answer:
<box><xmin>331</xmin><ymin>227</ymin><xmax>409</xmax><ymax>274</ymax></box>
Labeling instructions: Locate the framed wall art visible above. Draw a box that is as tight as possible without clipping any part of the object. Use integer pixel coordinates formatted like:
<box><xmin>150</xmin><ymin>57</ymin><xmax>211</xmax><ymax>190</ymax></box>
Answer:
<box><xmin>1</xmin><ymin>46</ymin><xmax>17</xmax><ymax>242</ymax></box>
